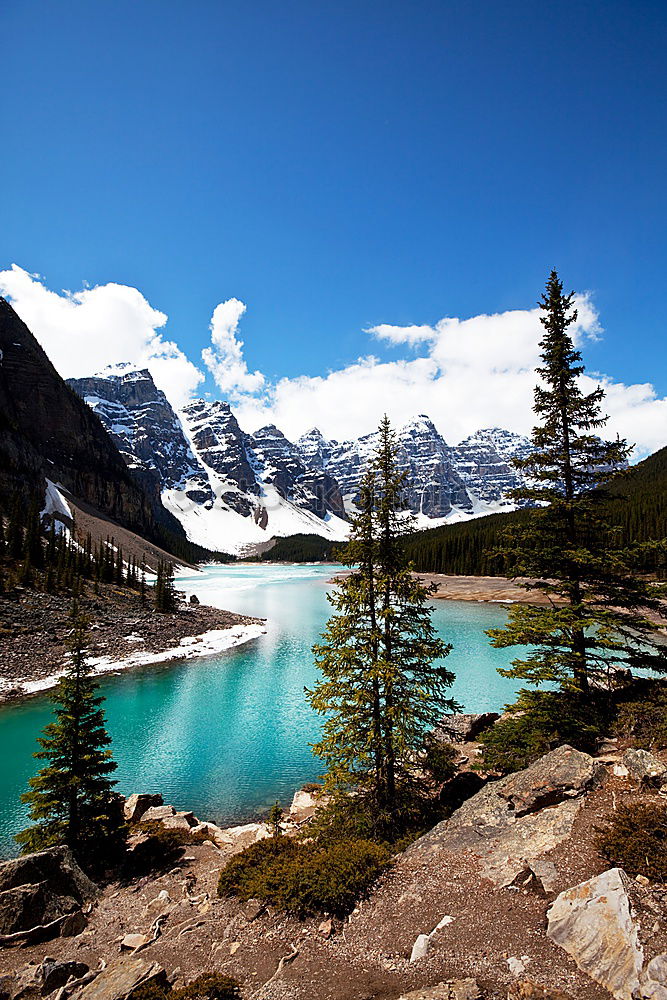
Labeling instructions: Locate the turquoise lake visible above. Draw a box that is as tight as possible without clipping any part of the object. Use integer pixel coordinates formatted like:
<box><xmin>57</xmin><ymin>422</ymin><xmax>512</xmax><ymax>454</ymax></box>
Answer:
<box><xmin>0</xmin><ymin>563</ymin><xmax>523</xmax><ymax>857</ymax></box>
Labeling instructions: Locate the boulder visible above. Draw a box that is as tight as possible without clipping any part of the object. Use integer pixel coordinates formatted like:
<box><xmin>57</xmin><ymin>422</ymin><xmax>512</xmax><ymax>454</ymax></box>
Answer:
<box><xmin>124</xmin><ymin>794</ymin><xmax>163</xmax><ymax>823</ymax></box>
<box><xmin>546</xmin><ymin>867</ymin><xmax>643</xmax><ymax>1000</ymax></box>
<box><xmin>215</xmin><ymin>822</ymin><xmax>270</xmax><ymax>850</ymax></box>
<box><xmin>189</xmin><ymin>822</ymin><xmax>225</xmax><ymax>843</ymax></box>
<box><xmin>139</xmin><ymin>806</ymin><xmax>176</xmax><ymax>823</ymax></box>
<box><xmin>0</xmin><ymin>847</ymin><xmax>97</xmax><ymax>898</ymax></box>
<box><xmin>438</xmin><ymin>712</ymin><xmax>500</xmax><ymax>743</ymax></box>
<box><xmin>289</xmin><ymin>789</ymin><xmax>320</xmax><ymax>823</ymax></box>
<box><xmin>120</xmin><ymin>933</ymin><xmax>151</xmax><ymax>952</ymax></box>
<box><xmin>76</xmin><ymin>959</ymin><xmax>168</xmax><ymax>1000</ymax></box>
<box><xmin>161</xmin><ymin>815</ymin><xmax>194</xmax><ymax>833</ymax></box>
<box><xmin>41</xmin><ymin>960</ymin><xmax>89</xmax><ymax>995</ymax></box>
<box><xmin>498</xmin><ymin>745</ymin><xmax>600</xmax><ymax>816</ymax></box>
<box><xmin>410</xmin><ymin>746</ymin><xmax>599</xmax><ymax>887</ymax></box>
<box><xmin>0</xmin><ymin>848</ymin><xmax>97</xmax><ymax>938</ymax></box>
<box><xmin>642</xmin><ymin>953</ymin><xmax>667</xmax><ymax>999</ymax></box>
<box><xmin>60</xmin><ymin>910</ymin><xmax>88</xmax><ymax>937</ymax></box>
<box><xmin>397</xmin><ymin>982</ymin><xmax>481</xmax><ymax>1000</ymax></box>
<box><xmin>623</xmin><ymin>749</ymin><xmax>667</xmax><ymax>787</ymax></box>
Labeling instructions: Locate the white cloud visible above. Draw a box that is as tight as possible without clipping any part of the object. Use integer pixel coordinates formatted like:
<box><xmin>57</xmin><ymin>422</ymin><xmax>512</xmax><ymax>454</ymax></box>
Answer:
<box><xmin>368</xmin><ymin>322</ymin><xmax>435</xmax><ymax>346</ymax></box>
<box><xmin>230</xmin><ymin>294</ymin><xmax>667</xmax><ymax>458</ymax></box>
<box><xmin>202</xmin><ymin>297</ymin><xmax>265</xmax><ymax>398</ymax></box>
<box><xmin>2</xmin><ymin>266</ymin><xmax>664</xmax><ymax>459</ymax></box>
<box><xmin>0</xmin><ymin>265</ymin><xmax>203</xmax><ymax>408</ymax></box>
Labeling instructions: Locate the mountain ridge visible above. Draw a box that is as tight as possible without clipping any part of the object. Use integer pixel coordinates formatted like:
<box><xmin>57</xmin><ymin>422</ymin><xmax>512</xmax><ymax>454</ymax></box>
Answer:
<box><xmin>65</xmin><ymin>365</ymin><xmax>536</xmax><ymax>554</ymax></box>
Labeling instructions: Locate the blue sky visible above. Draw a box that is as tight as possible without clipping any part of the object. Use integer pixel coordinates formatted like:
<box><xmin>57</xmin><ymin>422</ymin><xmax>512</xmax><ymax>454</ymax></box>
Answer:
<box><xmin>2</xmin><ymin>0</ymin><xmax>666</xmax><ymax>451</ymax></box>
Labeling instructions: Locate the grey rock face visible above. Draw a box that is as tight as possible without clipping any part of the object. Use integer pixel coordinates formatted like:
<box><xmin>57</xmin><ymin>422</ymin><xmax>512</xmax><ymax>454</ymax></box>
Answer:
<box><xmin>298</xmin><ymin>415</ymin><xmax>474</xmax><ymax>517</ymax></box>
<box><xmin>409</xmin><ymin>746</ymin><xmax>600</xmax><ymax>887</ymax></box>
<box><xmin>180</xmin><ymin>399</ymin><xmax>257</xmax><ymax>514</ymax></box>
<box><xmin>452</xmin><ymin>427</ymin><xmax>532</xmax><ymax>505</ymax></box>
<box><xmin>0</xmin><ymin>847</ymin><xmax>97</xmax><ymax>938</ymax></box>
<box><xmin>67</xmin><ymin>368</ymin><xmax>213</xmax><ymax>506</ymax></box>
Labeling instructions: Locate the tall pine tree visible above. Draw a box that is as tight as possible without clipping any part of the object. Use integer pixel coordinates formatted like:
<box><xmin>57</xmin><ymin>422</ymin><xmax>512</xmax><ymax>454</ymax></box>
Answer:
<box><xmin>308</xmin><ymin>417</ymin><xmax>457</xmax><ymax>832</ymax></box>
<box><xmin>16</xmin><ymin>605</ymin><xmax>126</xmax><ymax>869</ymax></box>
<box><xmin>488</xmin><ymin>270</ymin><xmax>667</xmax><ymax>693</ymax></box>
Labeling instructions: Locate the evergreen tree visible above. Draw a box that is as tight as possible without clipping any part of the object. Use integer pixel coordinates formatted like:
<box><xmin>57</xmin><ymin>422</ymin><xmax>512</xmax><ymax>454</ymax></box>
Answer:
<box><xmin>488</xmin><ymin>270</ymin><xmax>667</xmax><ymax>693</ymax></box>
<box><xmin>308</xmin><ymin>417</ymin><xmax>456</xmax><ymax>831</ymax></box>
<box><xmin>16</xmin><ymin>605</ymin><xmax>126</xmax><ymax>869</ymax></box>
<box><xmin>155</xmin><ymin>560</ymin><xmax>176</xmax><ymax>612</ymax></box>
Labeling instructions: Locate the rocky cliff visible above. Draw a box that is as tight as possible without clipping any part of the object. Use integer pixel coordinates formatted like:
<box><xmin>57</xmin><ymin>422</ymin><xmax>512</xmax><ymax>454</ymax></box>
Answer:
<box><xmin>0</xmin><ymin>298</ymin><xmax>183</xmax><ymax>544</ymax></box>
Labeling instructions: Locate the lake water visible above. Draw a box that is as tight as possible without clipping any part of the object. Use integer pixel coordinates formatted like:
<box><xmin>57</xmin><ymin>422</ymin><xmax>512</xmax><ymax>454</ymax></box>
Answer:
<box><xmin>0</xmin><ymin>563</ymin><xmax>522</xmax><ymax>857</ymax></box>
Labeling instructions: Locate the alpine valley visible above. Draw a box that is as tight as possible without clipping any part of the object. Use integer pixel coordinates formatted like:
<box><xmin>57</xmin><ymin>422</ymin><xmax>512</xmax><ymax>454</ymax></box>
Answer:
<box><xmin>66</xmin><ymin>365</ymin><xmax>533</xmax><ymax>555</ymax></box>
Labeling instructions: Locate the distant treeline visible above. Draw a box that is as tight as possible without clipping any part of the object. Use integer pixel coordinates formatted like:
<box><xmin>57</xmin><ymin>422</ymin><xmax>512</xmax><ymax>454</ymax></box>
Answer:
<box><xmin>260</xmin><ymin>534</ymin><xmax>345</xmax><ymax>562</ymax></box>
<box><xmin>404</xmin><ymin>446</ymin><xmax>667</xmax><ymax>576</ymax></box>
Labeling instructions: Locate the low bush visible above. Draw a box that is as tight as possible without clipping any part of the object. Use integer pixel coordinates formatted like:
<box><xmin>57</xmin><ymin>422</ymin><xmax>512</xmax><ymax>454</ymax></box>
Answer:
<box><xmin>595</xmin><ymin>803</ymin><xmax>667</xmax><ymax>881</ymax></box>
<box><xmin>478</xmin><ymin>688</ymin><xmax>608</xmax><ymax>774</ymax></box>
<box><xmin>173</xmin><ymin>974</ymin><xmax>241</xmax><ymax>1000</ymax></box>
<box><xmin>422</xmin><ymin>740</ymin><xmax>458</xmax><ymax>784</ymax></box>
<box><xmin>614</xmin><ymin>680</ymin><xmax>667</xmax><ymax>750</ymax></box>
<box><xmin>132</xmin><ymin>973</ymin><xmax>241</xmax><ymax>1000</ymax></box>
<box><xmin>217</xmin><ymin>835</ymin><xmax>390</xmax><ymax>917</ymax></box>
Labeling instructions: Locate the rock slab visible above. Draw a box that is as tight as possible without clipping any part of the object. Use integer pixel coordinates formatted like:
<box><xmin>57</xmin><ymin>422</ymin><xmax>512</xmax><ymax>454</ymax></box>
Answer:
<box><xmin>546</xmin><ymin>867</ymin><xmax>643</xmax><ymax>1000</ymax></box>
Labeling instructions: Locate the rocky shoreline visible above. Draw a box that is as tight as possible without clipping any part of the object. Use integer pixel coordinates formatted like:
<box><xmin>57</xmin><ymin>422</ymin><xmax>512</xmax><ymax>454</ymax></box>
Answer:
<box><xmin>3</xmin><ymin>740</ymin><xmax>667</xmax><ymax>999</ymax></box>
<box><xmin>0</xmin><ymin>587</ymin><xmax>266</xmax><ymax>703</ymax></box>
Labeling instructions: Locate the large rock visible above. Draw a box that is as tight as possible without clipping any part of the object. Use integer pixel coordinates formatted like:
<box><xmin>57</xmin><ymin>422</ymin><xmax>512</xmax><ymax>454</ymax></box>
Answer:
<box><xmin>410</xmin><ymin>746</ymin><xmax>599</xmax><ymax>886</ymax></box>
<box><xmin>41</xmin><ymin>960</ymin><xmax>89</xmax><ymax>995</ymax></box>
<box><xmin>139</xmin><ymin>805</ymin><xmax>176</xmax><ymax>823</ymax></box>
<box><xmin>123</xmin><ymin>794</ymin><xmax>163</xmax><ymax>823</ymax></box>
<box><xmin>438</xmin><ymin>713</ymin><xmax>500</xmax><ymax>743</ymax></box>
<box><xmin>642</xmin><ymin>953</ymin><xmax>667</xmax><ymax>999</ymax></box>
<box><xmin>76</xmin><ymin>959</ymin><xmax>168</xmax><ymax>1000</ymax></box>
<box><xmin>214</xmin><ymin>822</ymin><xmax>270</xmax><ymax>850</ymax></box>
<box><xmin>546</xmin><ymin>867</ymin><xmax>643</xmax><ymax>1000</ymax></box>
<box><xmin>622</xmin><ymin>748</ymin><xmax>667</xmax><ymax>787</ymax></box>
<box><xmin>0</xmin><ymin>847</ymin><xmax>97</xmax><ymax>937</ymax></box>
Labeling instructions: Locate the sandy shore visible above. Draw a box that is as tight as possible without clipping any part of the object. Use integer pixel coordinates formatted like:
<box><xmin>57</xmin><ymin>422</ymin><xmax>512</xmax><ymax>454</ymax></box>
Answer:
<box><xmin>0</xmin><ymin>586</ymin><xmax>266</xmax><ymax>703</ymax></box>
<box><xmin>329</xmin><ymin>569</ymin><xmax>551</xmax><ymax>604</ymax></box>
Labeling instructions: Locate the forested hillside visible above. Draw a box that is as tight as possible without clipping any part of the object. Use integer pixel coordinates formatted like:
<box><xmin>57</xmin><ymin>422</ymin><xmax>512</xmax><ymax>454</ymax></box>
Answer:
<box><xmin>404</xmin><ymin>446</ymin><xmax>667</xmax><ymax>576</ymax></box>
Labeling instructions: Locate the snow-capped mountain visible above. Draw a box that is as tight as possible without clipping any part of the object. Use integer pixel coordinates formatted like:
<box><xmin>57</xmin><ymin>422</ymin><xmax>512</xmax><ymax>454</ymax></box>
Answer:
<box><xmin>67</xmin><ymin>366</ymin><xmax>214</xmax><ymax>505</ymax></box>
<box><xmin>68</xmin><ymin>370</ymin><xmax>349</xmax><ymax>553</ymax></box>
<box><xmin>68</xmin><ymin>367</ymin><xmax>537</xmax><ymax>554</ymax></box>
<box><xmin>452</xmin><ymin>428</ymin><xmax>532</xmax><ymax>506</ymax></box>
<box><xmin>301</xmin><ymin>416</ymin><xmax>473</xmax><ymax>518</ymax></box>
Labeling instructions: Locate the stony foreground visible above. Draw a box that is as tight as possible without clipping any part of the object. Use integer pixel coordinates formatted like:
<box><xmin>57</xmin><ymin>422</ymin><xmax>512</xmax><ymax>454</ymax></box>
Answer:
<box><xmin>2</xmin><ymin>744</ymin><xmax>667</xmax><ymax>1000</ymax></box>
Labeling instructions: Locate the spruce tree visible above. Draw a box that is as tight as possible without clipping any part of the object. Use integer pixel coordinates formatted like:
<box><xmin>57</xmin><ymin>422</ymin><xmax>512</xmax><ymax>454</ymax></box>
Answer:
<box><xmin>488</xmin><ymin>270</ymin><xmax>667</xmax><ymax>694</ymax></box>
<box><xmin>155</xmin><ymin>560</ymin><xmax>176</xmax><ymax>612</ymax></box>
<box><xmin>16</xmin><ymin>605</ymin><xmax>126</xmax><ymax>869</ymax></box>
<box><xmin>308</xmin><ymin>417</ymin><xmax>456</xmax><ymax>832</ymax></box>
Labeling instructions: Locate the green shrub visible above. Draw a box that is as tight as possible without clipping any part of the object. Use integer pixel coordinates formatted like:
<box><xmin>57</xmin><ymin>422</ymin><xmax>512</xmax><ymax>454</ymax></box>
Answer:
<box><xmin>614</xmin><ymin>680</ymin><xmax>667</xmax><ymax>749</ymax></box>
<box><xmin>300</xmin><ymin>782</ymin><xmax>323</xmax><ymax>794</ymax></box>
<box><xmin>131</xmin><ymin>973</ymin><xmax>241</xmax><ymax>1000</ymax></box>
<box><xmin>217</xmin><ymin>835</ymin><xmax>390</xmax><ymax>916</ymax></box>
<box><xmin>478</xmin><ymin>688</ymin><xmax>607</xmax><ymax>774</ymax></box>
<box><xmin>595</xmin><ymin>803</ymin><xmax>667</xmax><ymax>881</ymax></box>
<box><xmin>423</xmin><ymin>740</ymin><xmax>458</xmax><ymax>783</ymax></box>
<box><xmin>172</xmin><ymin>974</ymin><xmax>241</xmax><ymax>1000</ymax></box>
